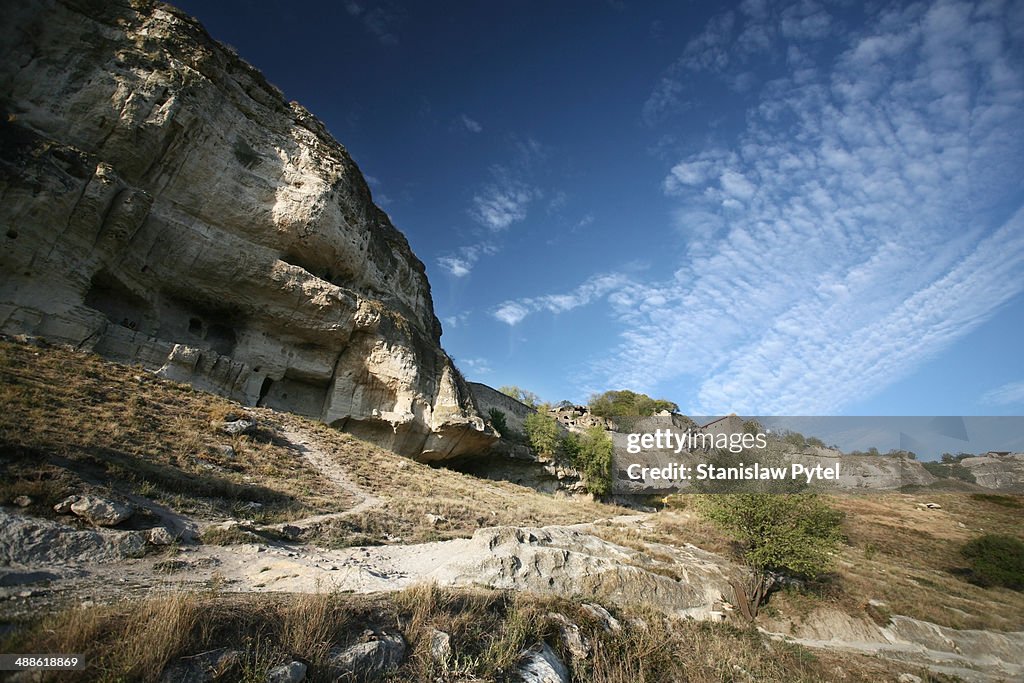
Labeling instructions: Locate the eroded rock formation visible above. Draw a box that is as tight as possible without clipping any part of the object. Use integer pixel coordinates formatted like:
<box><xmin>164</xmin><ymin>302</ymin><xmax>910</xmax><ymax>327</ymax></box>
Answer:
<box><xmin>0</xmin><ymin>0</ymin><xmax>494</xmax><ymax>459</ymax></box>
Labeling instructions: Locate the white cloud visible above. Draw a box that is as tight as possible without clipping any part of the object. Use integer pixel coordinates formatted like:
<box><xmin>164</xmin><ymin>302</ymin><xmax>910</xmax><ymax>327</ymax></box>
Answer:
<box><xmin>459</xmin><ymin>114</ymin><xmax>482</xmax><ymax>133</ymax></box>
<box><xmin>468</xmin><ymin>165</ymin><xmax>538</xmax><ymax>232</ymax></box>
<box><xmin>982</xmin><ymin>381</ymin><xmax>1024</xmax><ymax>407</ymax></box>
<box><xmin>540</xmin><ymin>0</ymin><xmax>1024</xmax><ymax>413</ymax></box>
<box><xmin>344</xmin><ymin>1</ymin><xmax>402</xmax><ymax>45</ymax></box>
<box><xmin>491</xmin><ymin>273</ymin><xmax>633</xmax><ymax>326</ymax></box>
<box><xmin>436</xmin><ymin>241</ymin><xmax>499</xmax><ymax>278</ymax></box>
<box><xmin>437</xmin><ymin>256</ymin><xmax>472</xmax><ymax>278</ymax></box>
<box><xmin>493</xmin><ymin>302</ymin><xmax>531</xmax><ymax>326</ymax></box>
<box><xmin>458</xmin><ymin>357</ymin><xmax>493</xmax><ymax>376</ymax></box>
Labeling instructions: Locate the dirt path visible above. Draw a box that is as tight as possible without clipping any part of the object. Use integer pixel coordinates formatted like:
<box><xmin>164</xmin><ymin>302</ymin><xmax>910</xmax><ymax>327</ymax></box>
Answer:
<box><xmin>269</xmin><ymin>425</ymin><xmax>381</xmax><ymax>527</ymax></box>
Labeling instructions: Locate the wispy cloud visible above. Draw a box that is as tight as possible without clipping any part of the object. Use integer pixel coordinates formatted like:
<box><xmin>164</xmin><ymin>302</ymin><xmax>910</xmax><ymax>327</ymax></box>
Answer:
<box><xmin>470</xmin><ymin>177</ymin><xmax>536</xmax><ymax>232</ymax></box>
<box><xmin>505</xmin><ymin>0</ymin><xmax>1024</xmax><ymax>414</ymax></box>
<box><xmin>982</xmin><ymin>381</ymin><xmax>1024</xmax><ymax>407</ymax></box>
<box><xmin>492</xmin><ymin>273</ymin><xmax>632</xmax><ymax>325</ymax></box>
<box><xmin>437</xmin><ymin>141</ymin><xmax>548</xmax><ymax>278</ymax></box>
<box><xmin>457</xmin><ymin>357</ymin><xmax>493</xmax><ymax>376</ymax></box>
<box><xmin>344</xmin><ymin>1</ymin><xmax>403</xmax><ymax>46</ymax></box>
<box><xmin>436</xmin><ymin>242</ymin><xmax>498</xmax><ymax>278</ymax></box>
<box><xmin>458</xmin><ymin>114</ymin><xmax>483</xmax><ymax>133</ymax></box>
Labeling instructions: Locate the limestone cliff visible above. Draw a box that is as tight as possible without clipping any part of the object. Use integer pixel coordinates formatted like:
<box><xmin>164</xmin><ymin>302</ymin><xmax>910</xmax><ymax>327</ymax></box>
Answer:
<box><xmin>0</xmin><ymin>0</ymin><xmax>495</xmax><ymax>460</ymax></box>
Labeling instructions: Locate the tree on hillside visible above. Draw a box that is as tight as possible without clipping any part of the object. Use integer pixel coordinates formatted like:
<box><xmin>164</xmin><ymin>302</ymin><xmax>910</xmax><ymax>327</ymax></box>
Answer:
<box><xmin>588</xmin><ymin>389</ymin><xmax>678</xmax><ymax>417</ymax></box>
<box><xmin>562</xmin><ymin>426</ymin><xmax>614</xmax><ymax>496</ymax></box>
<box><xmin>499</xmin><ymin>385</ymin><xmax>541</xmax><ymax>409</ymax></box>
<box><xmin>697</xmin><ymin>494</ymin><xmax>844</xmax><ymax>620</ymax></box>
<box><xmin>523</xmin><ymin>412</ymin><xmax>560</xmax><ymax>457</ymax></box>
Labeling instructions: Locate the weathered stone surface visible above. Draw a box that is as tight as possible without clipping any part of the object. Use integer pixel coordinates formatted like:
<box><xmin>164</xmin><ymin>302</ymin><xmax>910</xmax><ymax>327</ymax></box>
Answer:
<box><xmin>547</xmin><ymin>613</ymin><xmax>589</xmax><ymax>661</ymax></box>
<box><xmin>0</xmin><ymin>0</ymin><xmax>494</xmax><ymax>461</ymax></box>
<box><xmin>432</xmin><ymin>525</ymin><xmax>739</xmax><ymax>620</ymax></box>
<box><xmin>147</xmin><ymin>526</ymin><xmax>177</xmax><ymax>546</ymax></box>
<box><xmin>69</xmin><ymin>495</ymin><xmax>133</xmax><ymax>526</ymax></box>
<box><xmin>516</xmin><ymin>643</ymin><xmax>569</xmax><ymax>683</ymax></box>
<box><xmin>327</xmin><ymin>631</ymin><xmax>406</xmax><ymax>679</ymax></box>
<box><xmin>0</xmin><ymin>509</ymin><xmax>145</xmax><ymax>563</ymax></box>
<box><xmin>959</xmin><ymin>453</ymin><xmax>1024</xmax><ymax>491</ymax></box>
<box><xmin>427</xmin><ymin>628</ymin><xmax>452</xmax><ymax>662</ymax></box>
<box><xmin>266</xmin><ymin>660</ymin><xmax>307</xmax><ymax>683</ymax></box>
<box><xmin>159</xmin><ymin>648</ymin><xmax>240</xmax><ymax>683</ymax></box>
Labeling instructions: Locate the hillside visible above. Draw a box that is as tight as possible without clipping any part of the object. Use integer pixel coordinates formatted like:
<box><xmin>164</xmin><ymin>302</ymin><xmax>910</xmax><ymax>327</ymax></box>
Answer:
<box><xmin>2</xmin><ymin>338</ymin><xmax>1023</xmax><ymax>682</ymax></box>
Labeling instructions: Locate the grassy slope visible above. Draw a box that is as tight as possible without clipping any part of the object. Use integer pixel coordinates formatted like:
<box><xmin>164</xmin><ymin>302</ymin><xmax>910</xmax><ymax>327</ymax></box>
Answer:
<box><xmin>1</xmin><ymin>338</ymin><xmax>1018</xmax><ymax>681</ymax></box>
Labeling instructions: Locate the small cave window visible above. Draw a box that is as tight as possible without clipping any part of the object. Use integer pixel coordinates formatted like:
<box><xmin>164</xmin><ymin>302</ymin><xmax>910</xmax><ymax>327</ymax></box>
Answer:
<box><xmin>257</xmin><ymin>377</ymin><xmax>274</xmax><ymax>407</ymax></box>
<box><xmin>206</xmin><ymin>323</ymin><xmax>237</xmax><ymax>356</ymax></box>
<box><xmin>188</xmin><ymin>318</ymin><xmax>204</xmax><ymax>336</ymax></box>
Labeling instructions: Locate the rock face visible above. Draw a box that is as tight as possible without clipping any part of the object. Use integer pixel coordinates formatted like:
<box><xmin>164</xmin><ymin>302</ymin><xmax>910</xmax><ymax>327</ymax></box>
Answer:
<box><xmin>0</xmin><ymin>0</ymin><xmax>494</xmax><ymax>461</ymax></box>
<box><xmin>959</xmin><ymin>453</ymin><xmax>1024</xmax><ymax>492</ymax></box>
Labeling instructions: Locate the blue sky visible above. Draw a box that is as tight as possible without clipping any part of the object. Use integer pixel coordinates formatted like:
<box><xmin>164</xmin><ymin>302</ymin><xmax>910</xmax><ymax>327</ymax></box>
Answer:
<box><xmin>175</xmin><ymin>0</ymin><xmax>1024</xmax><ymax>416</ymax></box>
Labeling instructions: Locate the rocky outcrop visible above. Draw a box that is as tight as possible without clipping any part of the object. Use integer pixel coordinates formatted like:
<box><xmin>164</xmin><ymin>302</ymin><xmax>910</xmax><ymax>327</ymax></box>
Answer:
<box><xmin>763</xmin><ymin>608</ymin><xmax>1024</xmax><ymax>682</ymax></box>
<box><xmin>958</xmin><ymin>453</ymin><xmax>1024</xmax><ymax>492</ymax></box>
<box><xmin>0</xmin><ymin>0</ymin><xmax>494</xmax><ymax>460</ymax></box>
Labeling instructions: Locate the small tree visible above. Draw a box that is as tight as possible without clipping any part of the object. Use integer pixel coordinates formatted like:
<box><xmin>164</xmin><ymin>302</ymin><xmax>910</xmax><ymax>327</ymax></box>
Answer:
<box><xmin>498</xmin><ymin>385</ymin><xmax>541</xmax><ymax>409</ymax></box>
<box><xmin>563</xmin><ymin>426</ymin><xmax>614</xmax><ymax>496</ymax></box>
<box><xmin>487</xmin><ymin>408</ymin><xmax>508</xmax><ymax>436</ymax></box>
<box><xmin>698</xmin><ymin>494</ymin><xmax>844</xmax><ymax>620</ymax></box>
<box><xmin>523</xmin><ymin>412</ymin><xmax>560</xmax><ymax>457</ymax></box>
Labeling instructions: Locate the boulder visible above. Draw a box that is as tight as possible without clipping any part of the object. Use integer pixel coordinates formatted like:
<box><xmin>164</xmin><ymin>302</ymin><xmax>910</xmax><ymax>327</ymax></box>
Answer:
<box><xmin>69</xmin><ymin>495</ymin><xmax>133</xmax><ymax>526</ymax></box>
<box><xmin>327</xmin><ymin>631</ymin><xmax>406</xmax><ymax>679</ymax></box>
<box><xmin>266</xmin><ymin>660</ymin><xmax>307</xmax><ymax>683</ymax></box>
<box><xmin>159</xmin><ymin>648</ymin><xmax>240</xmax><ymax>683</ymax></box>
<box><xmin>12</xmin><ymin>495</ymin><xmax>32</xmax><ymax>507</ymax></box>
<box><xmin>515</xmin><ymin>643</ymin><xmax>569</xmax><ymax>683</ymax></box>
<box><xmin>427</xmin><ymin>628</ymin><xmax>452</xmax><ymax>662</ymax></box>
<box><xmin>147</xmin><ymin>526</ymin><xmax>177</xmax><ymax>546</ymax></box>
<box><xmin>0</xmin><ymin>509</ymin><xmax>146</xmax><ymax>564</ymax></box>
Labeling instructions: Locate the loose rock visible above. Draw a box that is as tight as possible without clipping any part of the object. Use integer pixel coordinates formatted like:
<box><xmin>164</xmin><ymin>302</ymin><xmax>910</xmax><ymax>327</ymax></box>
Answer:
<box><xmin>327</xmin><ymin>631</ymin><xmax>406</xmax><ymax>679</ymax></box>
<box><xmin>516</xmin><ymin>643</ymin><xmax>569</xmax><ymax>683</ymax></box>
<box><xmin>547</xmin><ymin>613</ymin><xmax>589</xmax><ymax>661</ymax></box>
<box><xmin>581</xmin><ymin>603</ymin><xmax>621</xmax><ymax>632</ymax></box>
<box><xmin>69</xmin><ymin>495</ymin><xmax>133</xmax><ymax>526</ymax></box>
<box><xmin>148</xmin><ymin>527</ymin><xmax>177</xmax><ymax>546</ymax></box>
<box><xmin>160</xmin><ymin>647</ymin><xmax>240</xmax><ymax>683</ymax></box>
<box><xmin>12</xmin><ymin>495</ymin><xmax>32</xmax><ymax>507</ymax></box>
<box><xmin>427</xmin><ymin>628</ymin><xmax>452</xmax><ymax>662</ymax></box>
<box><xmin>266</xmin><ymin>660</ymin><xmax>307</xmax><ymax>683</ymax></box>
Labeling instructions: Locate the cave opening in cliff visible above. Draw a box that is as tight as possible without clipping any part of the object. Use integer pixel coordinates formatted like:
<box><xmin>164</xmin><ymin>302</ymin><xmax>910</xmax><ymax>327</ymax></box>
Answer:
<box><xmin>84</xmin><ymin>269</ymin><xmax>153</xmax><ymax>334</ymax></box>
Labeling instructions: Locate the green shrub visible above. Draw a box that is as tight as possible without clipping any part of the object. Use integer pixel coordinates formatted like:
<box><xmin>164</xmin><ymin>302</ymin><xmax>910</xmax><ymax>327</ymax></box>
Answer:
<box><xmin>487</xmin><ymin>408</ymin><xmax>508</xmax><ymax>436</ymax></box>
<box><xmin>563</xmin><ymin>426</ymin><xmax>613</xmax><ymax>496</ymax></box>
<box><xmin>697</xmin><ymin>494</ymin><xmax>844</xmax><ymax>619</ymax></box>
<box><xmin>922</xmin><ymin>461</ymin><xmax>976</xmax><ymax>483</ymax></box>
<box><xmin>523</xmin><ymin>412</ymin><xmax>560</xmax><ymax>456</ymax></box>
<box><xmin>588</xmin><ymin>389</ymin><xmax>677</xmax><ymax>417</ymax></box>
<box><xmin>960</xmin><ymin>534</ymin><xmax>1024</xmax><ymax>590</ymax></box>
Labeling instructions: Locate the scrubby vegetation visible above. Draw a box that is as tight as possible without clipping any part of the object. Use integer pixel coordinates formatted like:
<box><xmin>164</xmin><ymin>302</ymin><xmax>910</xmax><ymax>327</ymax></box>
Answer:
<box><xmin>562</xmin><ymin>426</ymin><xmax>614</xmax><ymax>496</ymax></box>
<box><xmin>498</xmin><ymin>385</ymin><xmax>542</xmax><ymax>409</ymax></box>
<box><xmin>959</xmin><ymin>534</ymin><xmax>1024</xmax><ymax>591</ymax></box>
<box><xmin>922</xmin><ymin>460</ymin><xmax>976</xmax><ymax>483</ymax></box>
<box><xmin>587</xmin><ymin>389</ymin><xmax>678</xmax><ymax>418</ymax></box>
<box><xmin>0</xmin><ymin>586</ymin><xmax>920</xmax><ymax>683</ymax></box>
<box><xmin>697</xmin><ymin>494</ymin><xmax>844</xmax><ymax>619</ymax></box>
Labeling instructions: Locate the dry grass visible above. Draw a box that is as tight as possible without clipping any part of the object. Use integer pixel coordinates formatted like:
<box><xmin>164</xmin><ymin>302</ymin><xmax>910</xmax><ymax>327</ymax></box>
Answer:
<box><xmin>0</xmin><ymin>339</ymin><xmax>351</xmax><ymax>522</ymax></box>
<box><xmin>648</xmin><ymin>492</ymin><xmax>1024</xmax><ymax>631</ymax></box>
<box><xmin>1</xmin><ymin>587</ymin><xmax>939</xmax><ymax>682</ymax></box>
<box><xmin>277</xmin><ymin>416</ymin><xmax>628</xmax><ymax>547</ymax></box>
